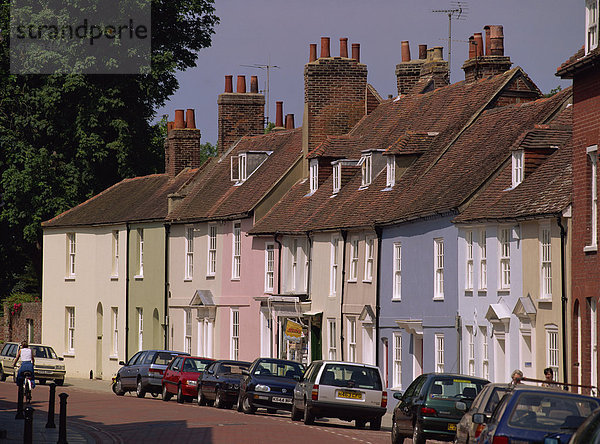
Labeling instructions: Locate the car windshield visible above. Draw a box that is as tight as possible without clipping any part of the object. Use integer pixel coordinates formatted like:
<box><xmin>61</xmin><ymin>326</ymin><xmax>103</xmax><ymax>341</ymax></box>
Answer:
<box><xmin>182</xmin><ymin>358</ymin><xmax>211</xmax><ymax>372</ymax></box>
<box><xmin>507</xmin><ymin>392</ymin><xmax>600</xmax><ymax>432</ymax></box>
<box><xmin>31</xmin><ymin>346</ymin><xmax>57</xmax><ymax>359</ymax></box>
<box><xmin>429</xmin><ymin>377</ymin><xmax>487</xmax><ymax>400</ymax></box>
<box><xmin>253</xmin><ymin>360</ymin><xmax>303</xmax><ymax>379</ymax></box>
<box><xmin>321</xmin><ymin>364</ymin><xmax>382</xmax><ymax>390</ymax></box>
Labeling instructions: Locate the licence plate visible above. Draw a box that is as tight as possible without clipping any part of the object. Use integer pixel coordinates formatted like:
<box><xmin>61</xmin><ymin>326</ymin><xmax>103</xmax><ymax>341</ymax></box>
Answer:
<box><xmin>337</xmin><ymin>390</ymin><xmax>363</xmax><ymax>400</ymax></box>
<box><xmin>272</xmin><ymin>396</ymin><xmax>292</xmax><ymax>404</ymax></box>
<box><xmin>447</xmin><ymin>423</ymin><xmax>457</xmax><ymax>431</ymax></box>
<box><xmin>38</xmin><ymin>370</ymin><xmax>53</xmax><ymax>374</ymax></box>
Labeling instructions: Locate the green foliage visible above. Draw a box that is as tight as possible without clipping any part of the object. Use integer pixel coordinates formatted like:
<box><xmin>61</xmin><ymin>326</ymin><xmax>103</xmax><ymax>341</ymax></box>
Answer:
<box><xmin>543</xmin><ymin>85</ymin><xmax>563</xmax><ymax>98</ymax></box>
<box><xmin>264</xmin><ymin>122</ymin><xmax>275</xmax><ymax>134</ymax></box>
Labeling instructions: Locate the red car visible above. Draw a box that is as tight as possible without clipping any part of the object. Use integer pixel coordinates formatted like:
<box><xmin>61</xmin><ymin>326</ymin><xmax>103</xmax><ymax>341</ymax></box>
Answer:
<box><xmin>162</xmin><ymin>355</ymin><xmax>214</xmax><ymax>403</ymax></box>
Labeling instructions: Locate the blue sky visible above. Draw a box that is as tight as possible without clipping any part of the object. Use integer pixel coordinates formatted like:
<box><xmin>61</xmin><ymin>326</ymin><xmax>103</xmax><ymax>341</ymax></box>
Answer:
<box><xmin>157</xmin><ymin>0</ymin><xmax>584</xmax><ymax>145</ymax></box>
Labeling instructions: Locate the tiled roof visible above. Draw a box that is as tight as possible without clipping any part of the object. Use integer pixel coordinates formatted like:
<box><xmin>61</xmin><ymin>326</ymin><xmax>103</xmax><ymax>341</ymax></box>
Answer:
<box><xmin>556</xmin><ymin>45</ymin><xmax>600</xmax><ymax>78</ymax></box>
<box><xmin>42</xmin><ymin>168</ymin><xmax>199</xmax><ymax>228</ymax></box>
<box><xmin>385</xmin><ymin>132</ymin><xmax>439</xmax><ymax>155</ymax></box>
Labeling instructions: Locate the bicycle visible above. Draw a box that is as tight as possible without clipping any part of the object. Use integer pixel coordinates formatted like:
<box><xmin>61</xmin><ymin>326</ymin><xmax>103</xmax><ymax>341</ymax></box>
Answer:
<box><xmin>21</xmin><ymin>370</ymin><xmax>34</xmax><ymax>404</ymax></box>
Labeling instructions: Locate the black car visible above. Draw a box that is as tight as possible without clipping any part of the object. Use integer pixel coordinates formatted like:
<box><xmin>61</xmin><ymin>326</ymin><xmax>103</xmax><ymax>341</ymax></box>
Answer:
<box><xmin>570</xmin><ymin>406</ymin><xmax>600</xmax><ymax>444</ymax></box>
<box><xmin>391</xmin><ymin>373</ymin><xmax>489</xmax><ymax>444</ymax></box>
<box><xmin>197</xmin><ymin>360</ymin><xmax>251</xmax><ymax>409</ymax></box>
<box><xmin>237</xmin><ymin>358</ymin><xmax>305</xmax><ymax>414</ymax></box>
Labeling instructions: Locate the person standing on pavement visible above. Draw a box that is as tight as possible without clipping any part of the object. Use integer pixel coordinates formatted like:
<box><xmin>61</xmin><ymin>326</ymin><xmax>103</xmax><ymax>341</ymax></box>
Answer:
<box><xmin>14</xmin><ymin>340</ymin><xmax>35</xmax><ymax>388</ymax></box>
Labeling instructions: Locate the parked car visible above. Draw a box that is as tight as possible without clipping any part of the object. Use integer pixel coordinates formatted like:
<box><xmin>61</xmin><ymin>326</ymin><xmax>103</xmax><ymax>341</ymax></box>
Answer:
<box><xmin>161</xmin><ymin>355</ymin><xmax>214</xmax><ymax>403</ymax></box>
<box><xmin>113</xmin><ymin>349</ymin><xmax>189</xmax><ymax>397</ymax></box>
<box><xmin>237</xmin><ymin>358</ymin><xmax>304</xmax><ymax>414</ymax></box>
<box><xmin>391</xmin><ymin>373</ymin><xmax>489</xmax><ymax>444</ymax></box>
<box><xmin>474</xmin><ymin>385</ymin><xmax>600</xmax><ymax>444</ymax></box>
<box><xmin>197</xmin><ymin>360</ymin><xmax>251</xmax><ymax>409</ymax></box>
<box><xmin>454</xmin><ymin>382</ymin><xmax>510</xmax><ymax>444</ymax></box>
<box><xmin>290</xmin><ymin>360</ymin><xmax>387</xmax><ymax>430</ymax></box>
<box><xmin>0</xmin><ymin>342</ymin><xmax>66</xmax><ymax>385</ymax></box>
<box><xmin>569</xmin><ymin>406</ymin><xmax>600</xmax><ymax>444</ymax></box>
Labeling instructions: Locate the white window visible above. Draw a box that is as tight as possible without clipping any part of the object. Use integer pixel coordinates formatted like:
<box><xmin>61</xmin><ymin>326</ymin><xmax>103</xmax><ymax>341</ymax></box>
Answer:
<box><xmin>185</xmin><ymin>309</ymin><xmax>192</xmax><ymax>354</ymax></box>
<box><xmin>66</xmin><ymin>307</ymin><xmax>75</xmax><ymax>353</ymax></box>
<box><xmin>587</xmin><ymin>145</ymin><xmax>598</xmax><ymax>251</ymax></box>
<box><xmin>231</xmin><ymin>153</ymin><xmax>247</xmax><ymax>183</ymax></box>
<box><xmin>185</xmin><ymin>227</ymin><xmax>194</xmax><ymax>280</ymax></box>
<box><xmin>111</xmin><ymin>307</ymin><xmax>118</xmax><ymax>357</ymax></box>
<box><xmin>67</xmin><ymin>233</ymin><xmax>76</xmax><ymax>277</ymax></box>
<box><xmin>137</xmin><ymin>307</ymin><xmax>143</xmax><ymax>351</ymax></box>
<box><xmin>112</xmin><ymin>230</ymin><xmax>119</xmax><ymax>277</ymax></box>
<box><xmin>332</xmin><ymin>162</ymin><xmax>341</xmax><ymax>194</ymax></box>
<box><xmin>360</xmin><ymin>154</ymin><xmax>372</xmax><ymax>187</ymax></box>
<box><xmin>500</xmin><ymin>228</ymin><xmax>511</xmax><ymax>289</ymax></box>
<box><xmin>435</xmin><ymin>334</ymin><xmax>445</xmax><ymax>373</ymax></box>
<box><xmin>349</xmin><ymin>238</ymin><xmax>359</xmax><ymax>281</ymax></box>
<box><xmin>393</xmin><ymin>332</ymin><xmax>402</xmax><ymax>388</ymax></box>
<box><xmin>231</xmin><ymin>308</ymin><xmax>239</xmax><ymax>360</ymax></box>
<box><xmin>546</xmin><ymin>325</ymin><xmax>559</xmax><ymax>378</ymax></box>
<box><xmin>479</xmin><ymin>230</ymin><xmax>487</xmax><ymax>290</ymax></box>
<box><xmin>347</xmin><ymin>317</ymin><xmax>356</xmax><ymax>362</ymax></box>
<box><xmin>434</xmin><ymin>238</ymin><xmax>444</xmax><ymax>299</ymax></box>
<box><xmin>541</xmin><ymin>227</ymin><xmax>552</xmax><ymax>299</ymax></box>
<box><xmin>512</xmin><ymin>150</ymin><xmax>524</xmax><ymax>187</ymax></box>
<box><xmin>291</xmin><ymin>238</ymin><xmax>298</xmax><ymax>290</ymax></box>
<box><xmin>208</xmin><ymin>224</ymin><xmax>217</xmax><ymax>276</ymax></box>
<box><xmin>587</xmin><ymin>0</ymin><xmax>599</xmax><ymax>53</ymax></box>
<box><xmin>467</xmin><ymin>326</ymin><xmax>475</xmax><ymax>376</ymax></box>
<box><xmin>466</xmin><ymin>231</ymin><xmax>473</xmax><ymax>290</ymax></box>
<box><xmin>304</xmin><ymin>242</ymin><xmax>310</xmax><ymax>292</ymax></box>
<box><xmin>330</xmin><ymin>236</ymin><xmax>339</xmax><ymax>295</ymax></box>
<box><xmin>309</xmin><ymin>159</ymin><xmax>319</xmax><ymax>193</ymax></box>
<box><xmin>137</xmin><ymin>229</ymin><xmax>144</xmax><ymax>277</ymax></box>
<box><xmin>386</xmin><ymin>156</ymin><xmax>396</xmax><ymax>188</ymax></box>
<box><xmin>481</xmin><ymin>326</ymin><xmax>489</xmax><ymax>380</ymax></box>
<box><xmin>232</xmin><ymin>222</ymin><xmax>241</xmax><ymax>280</ymax></box>
<box><xmin>393</xmin><ymin>242</ymin><xmax>402</xmax><ymax>300</ymax></box>
<box><xmin>364</xmin><ymin>237</ymin><xmax>374</xmax><ymax>282</ymax></box>
<box><xmin>327</xmin><ymin>318</ymin><xmax>337</xmax><ymax>360</ymax></box>
<box><xmin>265</xmin><ymin>243</ymin><xmax>275</xmax><ymax>292</ymax></box>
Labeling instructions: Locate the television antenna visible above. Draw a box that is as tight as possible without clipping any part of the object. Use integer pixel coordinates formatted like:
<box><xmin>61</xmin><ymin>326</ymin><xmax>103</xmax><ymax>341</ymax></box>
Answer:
<box><xmin>432</xmin><ymin>1</ymin><xmax>468</xmax><ymax>83</ymax></box>
<box><xmin>241</xmin><ymin>56</ymin><xmax>280</xmax><ymax>125</ymax></box>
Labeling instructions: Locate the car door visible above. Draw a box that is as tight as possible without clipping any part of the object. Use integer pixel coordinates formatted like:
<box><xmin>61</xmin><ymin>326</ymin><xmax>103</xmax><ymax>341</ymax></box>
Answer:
<box><xmin>122</xmin><ymin>351</ymin><xmax>145</xmax><ymax>389</ymax></box>
<box><xmin>164</xmin><ymin>357</ymin><xmax>182</xmax><ymax>392</ymax></box>
<box><xmin>294</xmin><ymin>362</ymin><xmax>321</xmax><ymax>408</ymax></box>
<box><xmin>202</xmin><ymin>362</ymin><xmax>219</xmax><ymax>399</ymax></box>
<box><xmin>396</xmin><ymin>375</ymin><xmax>427</xmax><ymax>435</ymax></box>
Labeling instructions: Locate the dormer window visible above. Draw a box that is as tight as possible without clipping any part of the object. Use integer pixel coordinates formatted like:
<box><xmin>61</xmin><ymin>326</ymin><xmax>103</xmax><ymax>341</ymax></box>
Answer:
<box><xmin>386</xmin><ymin>156</ymin><xmax>396</xmax><ymax>188</ymax></box>
<box><xmin>231</xmin><ymin>153</ymin><xmax>247</xmax><ymax>184</ymax></box>
<box><xmin>512</xmin><ymin>150</ymin><xmax>523</xmax><ymax>187</ymax></box>
<box><xmin>359</xmin><ymin>154</ymin><xmax>372</xmax><ymax>187</ymax></box>
<box><xmin>587</xmin><ymin>0</ymin><xmax>599</xmax><ymax>54</ymax></box>
<box><xmin>310</xmin><ymin>159</ymin><xmax>319</xmax><ymax>193</ymax></box>
<box><xmin>332</xmin><ymin>162</ymin><xmax>341</xmax><ymax>194</ymax></box>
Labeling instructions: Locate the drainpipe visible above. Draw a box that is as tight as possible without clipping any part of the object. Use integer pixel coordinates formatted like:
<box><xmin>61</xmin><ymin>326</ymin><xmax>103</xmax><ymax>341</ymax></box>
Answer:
<box><xmin>164</xmin><ymin>223</ymin><xmax>171</xmax><ymax>349</ymax></box>
<box><xmin>340</xmin><ymin>230</ymin><xmax>348</xmax><ymax>361</ymax></box>
<box><xmin>557</xmin><ymin>216</ymin><xmax>568</xmax><ymax>390</ymax></box>
<box><xmin>375</xmin><ymin>226</ymin><xmax>383</xmax><ymax>367</ymax></box>
<box><xmin>125</xmin><ymin>223</ymin><xmax>130</xmax><ymax>360</ymax></box>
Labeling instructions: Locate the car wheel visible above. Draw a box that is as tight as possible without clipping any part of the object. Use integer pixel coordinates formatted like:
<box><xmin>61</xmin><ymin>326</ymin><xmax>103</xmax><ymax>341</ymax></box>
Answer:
<box><xmin>303</xmin><ymin>400</ymin><xmax>315</xmax><ymax>425</ymax></box>
<box><xmin>236</xmin><ymin>393</ymin><xmax>243</xmax><ymax>412</ymax></box>
<box><xmin>355</xmin><ymin>419</ymin><xmax>366</xmax><ymax>429</ymax></box>
<box><xmin>55</xmin><ymin>379</ymin><xmax>64</xmax><ymax>386</ymax></box>
<box><xmin>113</xmin><ymin>377</ymin><xmax>125</xmax><ymax>396</ymax></box>
<box><xmin>391</xmin><ymin>419</ymin><xmax>405</xmax><ymax>444</ymax></box>
<box><xmin>0</xmin><ymin>366</ymin><xmax>5</xmax><ymax>382</ymax></box>
<box><xmin>215</xmin><ymin>389</ymin><xmax>225</xmax><ymax>409</ymax></box>
<box><xmin>38</xmin><ymin>379</ymin><xmax>46</xmax><ymax>385</ymax></box>
<box><xmin>151</xmin><ymin>392</ymin><xmax>158</xmax><ymax>398</ymax></box>
<box><xmin>413</xmin><ymin>422</ymin><xmax>425</xmax><ymax>444</ymax></box>
<box><xmin>136</xmin><ymin>378</ymin><xmax>146</xmax><ymax>398</ymax></box>
<box><xmin>177</xmin><ymin>385</ymin><xmax>185</xmax><ymax>404</ymax></box>
<box><xmin>369</xmin><ymin>417</ymin><xmax>382</xmax><ymax>431</ymax></box>
<box><xmin>242</xmin><ymin>394</ymin><xmax>256</xmax><ymax>414</ymax></box>
<box><xmin>197</xmin><ymin>389</ymin><xmax>208</xmax><ymax>406</ymax></box>
<box><xmin>162</xmin><ymin>384</ymin><xmax>172</xmax><ymax>402</ymax></box>
<box><xmin>291</xmin><ymin>401</ymin><xmax>302</xmax><ymax>421</ymax></box>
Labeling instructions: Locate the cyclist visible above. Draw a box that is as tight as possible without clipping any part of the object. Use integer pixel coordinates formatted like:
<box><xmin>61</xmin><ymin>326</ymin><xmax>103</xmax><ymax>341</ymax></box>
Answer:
<box><xmin>14</xmin><ymin>340</ymin><xmax>35</xmax><ymax>389</ymax></box>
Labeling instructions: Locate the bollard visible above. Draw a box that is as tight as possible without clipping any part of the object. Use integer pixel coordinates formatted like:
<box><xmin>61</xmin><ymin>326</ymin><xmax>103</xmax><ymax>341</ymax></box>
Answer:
<box><xmin>23</xmin><ymin>406</ymin><xmax>34</xmax><ymax>444</ymax></box>
<box><xmin>57</xmin><ymin>392</ymin><xmax>68</xmax><ymax>444</ymax></box>
<box><xmin>46</xmin><ymin>383</ymin><xmax>56</xmax><ymax>428</ymax></box>
<box><xmin>15</xmin><ymin>383</ymin><xmax>24</xmax><ymax>419</ymax></box>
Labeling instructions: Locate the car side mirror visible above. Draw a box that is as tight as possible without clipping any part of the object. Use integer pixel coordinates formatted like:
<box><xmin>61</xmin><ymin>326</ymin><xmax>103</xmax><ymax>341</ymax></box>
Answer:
<box><xmin>58</xmin><ymin>357</ymin><xmax>64</xmax><ymax>361</ymax></box>
<box><xmin>472</xmin><ymin>413</ymin><xmax>486</xmax><ymax>424</ymax></box>
<box><xmin>241</xmin><ymin>369</ymin><xmax>249</xmax><ymax>376</ymax></box>
<box><xmin>393</xmin><ymin>392</ymin><xmax>403</xmax><ymax>400</ymax></box>
<box><xmin>119</xmin><ymin>361</ymin><xmax>126</xmax><ymax>366</ymax></box>
<box><xmin>455</xmin><ymin>401</ymin><xmax>467</xmax><ymax>412</ymax></box>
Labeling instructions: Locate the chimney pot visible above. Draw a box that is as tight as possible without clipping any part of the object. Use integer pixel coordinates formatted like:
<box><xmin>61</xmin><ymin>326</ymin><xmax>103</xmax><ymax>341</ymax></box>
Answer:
<box><xmin>174</xmin><ymin>110</ymin><xmax>185</xmax><ymax>129</ymax></box>
<box><xmin>474</xmin><ymin>33</ymin><xmax>484</xmax><ymax>57</ymax></box>
<box><xmin>320</xmin><ymin>37</ymin><xmax>330</xmax><ymax>58</ymax></box>
<box><xmin>484</xmin><ymin>25</ymin><xmax>491</xmax><ymax>56</ymax></box>
<box><xmin>285</xmin><ymin>113</ymin><xmax>295</xmax><ymax>129</ymax></box>
<box><xmin>401</xmin><ymin>41</ymin><xmax>411</xmax><ymax>62</ymax></box>
<box><xmin>275</xmin><ymin>101</ymin><xmax>284</xmax><ymax>127</ymax></box>
<box><xmin>418</xmin><ymin>44</ymin><xmax>428</xmax><ymax>60</ymax></box>
<box><xmin>468</xmin><ymin>36</ymin><xmax>476</xmax><ymax>59</ymax></box>
<box><xmin>236</xmin><ymin>75</ymin><xmax>246</xmax><ymax>93</ymax></box>
<box><xmin>167</xmin><ymin>121</ymin><xmax>174</xmax><ymax>132</ymax></box>
<box><xmin>224</xmin><ymin>75</ymin><xmax>233</xmax><ymax>93</ymax></box>
<box><xmin>426</xmin><ymin>48</ymin><xmax>434</xmax><ymax>61</ymax></box>
<box><xmin>340</xmin><ymin>38</ymin><xmax>348</xmax><ymax>58</ymax></box>
<box><xmin>250</xmin><ymin>75</ymin><xmax>259</xmax><ymax>93</ymax></box>
<box><xmin>309</xmin><ymin>43</ymin><xmax>317</xmax><ymax>62</ymax></box>
<box><xmin>185</xmin><ymin>109</ymin><xmax>196</xmax><ymax>129</ymax></box>
<box><xmin>352</xmin><ymin>43</ymin><xmax>360</xmax><ymax>63</ymax></box>
<box><xmin>489</xmin><ymin>25</ymin><xmax>504</xmax><ymax>56</ymax></box>
<box><xmin>433</xmin><ymin>46</ymin><xmax>444</xmax><ymax>60</ymax></box>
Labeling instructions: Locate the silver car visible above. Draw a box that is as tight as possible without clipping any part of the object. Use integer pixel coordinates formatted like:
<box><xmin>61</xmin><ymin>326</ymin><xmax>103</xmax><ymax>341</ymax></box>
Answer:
<box><xmin>291</xmin><ymin>360</ymin><xmax>387</xmax><ymax>430</ymax></box>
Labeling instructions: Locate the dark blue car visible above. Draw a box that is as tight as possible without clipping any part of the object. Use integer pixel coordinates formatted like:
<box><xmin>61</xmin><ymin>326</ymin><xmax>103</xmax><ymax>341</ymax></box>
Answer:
<box><xmin>474</xmin><ymin>385</ymin><xmax>600</xmax><ymax>444</ymax></box>
<box><xmin>237</xmin><ymin>358</ymin><xmax>304</xmax><ymax>414</ymax></box>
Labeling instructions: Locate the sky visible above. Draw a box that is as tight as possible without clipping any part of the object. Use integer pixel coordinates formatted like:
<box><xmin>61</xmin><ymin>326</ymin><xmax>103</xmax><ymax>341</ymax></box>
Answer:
<box><xmin>157</xmin><ymin>0</ymin><xmax>585</xmax><ymax>146</ymax></box>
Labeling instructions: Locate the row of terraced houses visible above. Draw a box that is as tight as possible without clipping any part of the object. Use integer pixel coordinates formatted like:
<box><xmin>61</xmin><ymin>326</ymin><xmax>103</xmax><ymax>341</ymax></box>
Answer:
<box><xmin>41</xmin><ymin>5</ymin><xmax>600</xmax><ymax>394</ymax></box>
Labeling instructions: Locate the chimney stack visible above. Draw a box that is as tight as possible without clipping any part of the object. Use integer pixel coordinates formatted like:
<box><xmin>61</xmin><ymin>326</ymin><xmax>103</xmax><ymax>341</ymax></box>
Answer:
<box><xmin>419</xmin><ymin>46</ymin><xmax>449</xmax><ymax>90</ymax></box>
<box><xmin>340</xmin><ymin>38</ymin><xmax>348</xmax><ymax>58</ymax></box>
<box><xmin>285</xmin><ymin>114</ymin><xmax>295</xmax><ymax>130</ymax></box>
<box><xmin>462</xmin><ymin>25</ymin><xmax>512</xmax><ymax>83</ymax></box>
<box><xmin>165</xmin><ymin>108</ymin><xmax>202</xmax><ymax>177</ymax></box>
<box><xmin>395</xmin><ymin>41</ymin><xmax>426</xmax><ymax>95</ymax></box>
<box><xmin>275</xmin><ymin>101</ymin><xmax>284</xmax><ymax>128</ymax></box>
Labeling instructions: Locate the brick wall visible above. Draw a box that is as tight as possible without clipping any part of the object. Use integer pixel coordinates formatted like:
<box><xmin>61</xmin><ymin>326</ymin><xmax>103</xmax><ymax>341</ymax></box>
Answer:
<box><xmin>165</xmin><ymin>128</ymin><xmax>202</xmax><ymax>177</ymax></box>
<box><xmin>395</xmin><ymin>61</ymin><xmax>424</xmax><ymax>95</ymax></box>
<box><xmin>217</xmin><ymin>93</ymin><xmax>265</xmax><ymax>156</ymax></box>
<box><xmin>0</xmin><ymin>301</ymin><xmax>42</xmax><ymax>344</ymax></box>
<box><xmin>462</xmin><ymin>56</ymin><xmax>512</xmax><ymax>83</ymax></box>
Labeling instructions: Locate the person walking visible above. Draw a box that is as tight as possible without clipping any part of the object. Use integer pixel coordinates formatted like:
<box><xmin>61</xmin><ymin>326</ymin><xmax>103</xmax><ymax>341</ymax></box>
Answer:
<box><xmin>13</xmin><ymin>340</ymin><xmax>35</xmax><ymax>388</ymax></box>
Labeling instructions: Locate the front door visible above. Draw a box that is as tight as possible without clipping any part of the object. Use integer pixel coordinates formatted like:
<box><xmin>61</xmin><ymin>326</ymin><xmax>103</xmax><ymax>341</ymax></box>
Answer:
<box><xmin>311</xmin><ymin>325</ymin><xmax>322</xmax><ymax>361</ymax></box>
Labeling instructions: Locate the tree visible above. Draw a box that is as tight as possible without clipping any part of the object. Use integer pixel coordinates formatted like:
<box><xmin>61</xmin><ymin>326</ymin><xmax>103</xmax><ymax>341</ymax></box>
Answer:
<box><xmin>0</xmin><ymin>0</ymin><xmax>219</xmax><ymax>298</ymax></box>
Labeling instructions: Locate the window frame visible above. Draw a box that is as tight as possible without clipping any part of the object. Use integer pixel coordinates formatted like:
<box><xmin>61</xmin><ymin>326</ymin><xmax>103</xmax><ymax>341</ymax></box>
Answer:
<box><xmin>232</xmin><ymin>221</ymin><xmax>241</xmax><ymax>280</ymax></box>
<box><xmin>349</xmin><ymin>238</ymin><xmax>359</xmax><ymax>282</ymax></box>
<box><xmin>231</xmin><ymin>153</ymin><xmax>248</xmax><ymax>184</ymax></box>
<box><xmin>512</xmin><ymin>150</ymin><xmax>524</xmax><ymax>187</ymax></box>
<box><xmin>586</xmin><ymin>145</ymin><xmax>598</xmax><ymax>252</ymax></box>
<box><xmin>393</xmin><ymin>331</ymin><xmax>402</xmax><ymax>389</ymax></box>
<box><xmin>386</xmin><ymin>156</ymin><xmax>396</xmax><ymax>188</ymax></box>
<box><xmin>185</xmin><ymin>226</ymin><xmax>194</xmax><ymax>280</ymax></box>
<box><xmin>330</xmin><ymin>236</ymin><xmax>340</xmax><ymax>296</ymax></box>
<box><xmin>67</xmin><ymin>233</ymin><xmax>76</xmax><ymax>278</ymax></box>
<box><xmin>393</xmin><ymin>242</ymin><xmax>402</xmax><ymax>300</ymax></box>
<box><xmin>111</xmin><ymin>307</ymin><xmax>119</xmax><ymax>357</ymax></box>
<box><xmin>347</xmin><ymin>317</ymin><xmax>356</xmax><ymax>363</ymax></box>
<box><xmin>309</xmin><ymin>159</ymin><xmax>319</xmax><ymax>193</ymax></box>
<box><xmin>545</xmin><ymin>324</ymin><xmax>559</xmax><ymax>379</ymax></box>
<box><xmin>111</xmin><ymin>230</ymin><xmax>119</xmax><ymax>278</ymax></box>
<box><xmin>434</xmin><ymin>238</ymin><xmax>444</xmax><ymax>300</ymax></box>
<box><xmin>137</xmin><ymin>307</ymin><xmax>143</xmax><ymax>351</ymax></box>
<box><xmin>265</xmin><ymin>243</ymin><xmax>275</xmax><ymax>293</ymax></box>
<box><xmin>207</xmin><ymin>224</ymin><xmax>217</xmax><ymax>277</ymax></box>
<box><xmin>66</xmin><ymin>307</ymin><xmax>75</xmax><ymax>353</ymax></box>
<box><xmin>327</xmin><ymin>318</ymin><xmax>337</xmax><ymax>360</ymax></box>
<box><xmin>136</xmin><ymin>228</ymin><xmax>144</xmax><ymax>278</ymax></box>
<box><xmin>587</xmin><ymin>0</ymin><xmax>599</xmax><ymax>54</ymax></box>
<box><xmin>481</xmin><ymin>326</ymin><xmax>489</xmax><ymax>380</ymax></box>
<box><xmin>479</xmin><ymin>229</ymin><xmax>487</xmax><ymax>291</ymax></box>
<box><xmin>360</xmin><ymin>154</ymin><xmax>372</xmax><ymax>187</ymax></box>
<box><xmin>499</xmin><ymin>228</ymin><xmax>511</xmax><ymax>290</ymax></box>
<box><xmin>435</xmin><ymin>333</ymin><xmax>445</xmax><ymax>373</ymax></box>
<box><xmin>467</xmin><ymin>326</ymin><xmax>475</xmax><ymax>376</ymax></box>
<box><xmin>332</xmin><ymin>162</ymin><xmax>341</xmax><ymax>194</ymax></box>
<box><xmin>364</xmin><ymin>236</ymin><xmax>374</xmax><ymax>282</ymax></box>
<box><xmin>540</xmin><ymin>225</ymin><xmax>552</xmax><ymax>299</ymax></box>
<box><xmin>231</xmin><ymin>308</ymin><xmax>240</xmax><ymax>360</ymax></box>
<box><xmin>184</xmin><ymin>309</ymin><xmax>192</xmax><ymax>354</ymax></box>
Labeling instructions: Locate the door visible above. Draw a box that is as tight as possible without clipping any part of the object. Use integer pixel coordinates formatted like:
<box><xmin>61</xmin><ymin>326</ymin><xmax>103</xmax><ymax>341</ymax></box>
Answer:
<box><xmin>412</xmin><ymin>334</ymin><xmax>423</xmax><ymax>378</ymax></box>
<box><xmin>311</xmin><ymin>325</ymin><xmax>322</xmax><ymax>361</ymax></box>
<box><xmin>362</xmin><ymin>326</ymin><xmax>375</xmax><ymax>365</ymax></box>
<box><xmin>96</xmin><ymin>303</ymin><xmax>103</xmax><ymax>380</ymax></box>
